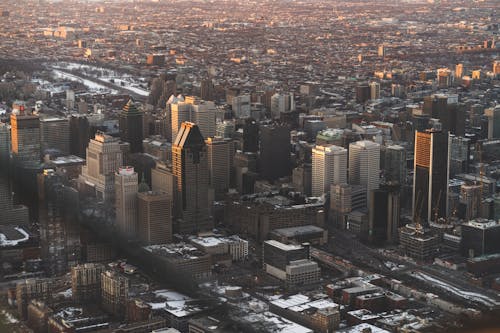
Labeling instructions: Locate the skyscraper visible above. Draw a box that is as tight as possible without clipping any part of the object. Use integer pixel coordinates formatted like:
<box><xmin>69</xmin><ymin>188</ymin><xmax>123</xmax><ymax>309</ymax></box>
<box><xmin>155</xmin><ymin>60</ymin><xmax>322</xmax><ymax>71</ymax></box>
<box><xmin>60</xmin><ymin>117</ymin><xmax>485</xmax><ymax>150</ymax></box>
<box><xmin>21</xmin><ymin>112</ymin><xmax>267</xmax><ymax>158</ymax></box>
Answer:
<box><xmin>242</xmin><ymin>118</ymin><xmax>259</xmax><ymax>153</ymax></box>
<box><xmin>348</xmin><ymin>140</ymin><xmax>380</xmax><ymax>203</ymax></box>
<box><xmin>369</xmin><ymin>184</ymin><xmax>401</xmax><ymax>245</ymax></box>
<box><xmin>115</xmin><ymin>166</ymin><xmax>138</xmax><ymax>238</ymax></box>
<box><xmin>312</xmin><ymin>145</ymin><xmax>347</xmax><ymax>197</ymax></box>
<box><xmin>119</xmin><ymin>99</ymin><xmax>143</xmax><ymax>153</ymax></box>
<box><xmin>138</xmin><ymin>191</ymin><xmax>172</xmax><ymax>245</ymax></box>
<box><xmin>79</xmin><ymin>132</ymin><xmax>123</xmax><ymax>201</ymax></box>
<box><xmin>369</xmin><ymin>82</ymin><xmax>380</xmax><ymax>100</ymax></box>
<box><xmin>11</xmin><ymin>109</ymin><xmax>41</xmax><ymax>164</ymax></box>
<box><xmin>0</xmin><ymin>122</ymin><xmax>10</xmax><ymax>169</ymax></box>
<box><xmin>259</xmin><ymin>124</ymin><xmax>291</xmax><ymax>181</ymax></box>
<box><xmin>40</xmin><ymin>117</ymin><xmax>70</xmax><ymax>156</ymax></box>
<box><xmin>384</xmin><ymin>145</ymin><xmax>406</xmax><ymax>185</ymax></box>
<box><xmin>206</xmin><ymin>137</ymin><xmax>234</xmax><ymax>200</ymax></box>
<box><xmin>171</xmin><ymin>96</ymin><xmax>216</xmax><ymax>142</ymax></box>
<box><xmin>485</xmin><ymin>106</ymin><xmax>500</xmax><ymax>139</ymax></box>
<box><xmin>172</xmin><ymin>122</ymin><xmax>212</xmax><ymax>233</ymax></box>
<box><xmin>413</xmin><ymin>130</ymin><xmax>450</xmax><ymax>224</ymax></box>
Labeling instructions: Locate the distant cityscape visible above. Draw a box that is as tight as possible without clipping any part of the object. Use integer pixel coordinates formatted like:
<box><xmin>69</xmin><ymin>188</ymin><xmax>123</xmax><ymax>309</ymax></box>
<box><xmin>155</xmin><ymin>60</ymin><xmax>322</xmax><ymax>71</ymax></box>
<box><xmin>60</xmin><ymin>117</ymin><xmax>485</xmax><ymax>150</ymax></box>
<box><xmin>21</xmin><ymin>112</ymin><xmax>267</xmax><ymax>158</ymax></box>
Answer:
<box><xmin>0</xmin><ymin>0</ymin><xmax>499</xmax><ymax>333</ymax></box>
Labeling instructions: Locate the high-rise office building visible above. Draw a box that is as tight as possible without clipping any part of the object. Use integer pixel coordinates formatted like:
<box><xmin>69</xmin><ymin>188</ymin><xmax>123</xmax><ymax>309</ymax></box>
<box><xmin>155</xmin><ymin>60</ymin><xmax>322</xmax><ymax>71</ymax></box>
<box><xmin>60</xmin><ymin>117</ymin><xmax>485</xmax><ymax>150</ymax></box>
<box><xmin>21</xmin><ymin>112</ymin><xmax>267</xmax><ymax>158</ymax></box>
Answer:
<box><xmin>151</xmin><ymin>161</ymin><xmax>175</xmax><ymax>201</ymax></box>
<box><xmin>171</xmin><ymin>96</ymin><xmax>216</xmax><ymax>142</ymax></box>
<box><xmin>450</xmin><ymin>135</ymin><xmax>471</xmax><ymax>176</ymax></box>
<box><xmin>243</xmin><ymin>119</ymin><xmax>259</xmax><ymax>153</ymax></box>
<box><xmin>200</xmin><ymin>78</ymin><xmax>215</xmax><ymax>101</ymax></box>
<box><xmin>79</xmin><ymin>132</ymin><xmax>123</xmax><ymax>201</ymax></box>
<box><xmin>138</xmin><ymin>191</ymin><xmax>172</xmax><ymax>245</ymax></box>
<box><xmin>369</xmin><ymin>184</ymin><xmax>401</xmax><ymax>245</ymax></box>
<box><xmin>119</xmin><ymin>99</ymin><xmax>143</xmax><ymax>153</ymax></box>
<box><xmin>413</xmin><ymin>130</ymin><xmax>450</xmax><ymax>224</ymax></box>
<box><xmin>206</xmin><ymin>137</ymin><xmax>234</xmax><ymax>200</ymax></box>
<box><xmin>115</xmin><ymin>166</ymin><xmax>138</xmax><ymax>238</ymax></box>
<box><xmin>270</xmin><ymin>92</ymin><xmax>295</xmax><ymax>119</ymax></box>
<box><xmin>312</xmin><ymin>145</ymin><xmax>347</xmax><ymax>197</ymax></box>
<box><xmin>0</xmin><ymin>122</ymin><xmax>10</xmax><ymax>169</ymax></box>
<box><xmin>348</xmin><ymin>140</ymin><xmax>380</xmax><ymax>203</ymax></box>
<box><xmin>232</xmin><ymin>94</ymin><xmax>251</xmax><ymax>118</ymax></box>
<box><xmin>384</xmin><ymin>145</ymin><xmax>406</xmax><ymax>184</ymax></box>
<box><xmin>69</xmin><ymin>115</ymin><xmax>91</xmax><ymax>158</ymax></box>
<box><xmin>485</xmin><ymin>106</ymin><xmax>500</xmax><ymax>139</ymax></box>
<box><xmin>330</xmin><ymin>183</ymin><xmax>352</xmax><ymax>228</ymax></box>
<box><xmin>369</xmin><ymin>82</ymin><xmax>380</xmax><ymax>100</ymax></box>
<box><xmin>259</xmin><ymin>124</ymin><xmax>291</xmax><ymax>181</ymax></box>
<box><xmin>172</xmin><ymin>122</ymin><xmax>212</xmax><ymax>234</ymax></box>
<box><xmin>355</xmin><ymin>84</ymin><xmax>370</xmax><ymax>104</ymax></box>
<box><xmin>40</xmin><ymin>117</ymin><xmax>70</xmax><ymax>156</ymax></box>
<box><xmin>11</xmin><ymin>108</ymin><xmax>41</xmax><ymax>164</ymax></box>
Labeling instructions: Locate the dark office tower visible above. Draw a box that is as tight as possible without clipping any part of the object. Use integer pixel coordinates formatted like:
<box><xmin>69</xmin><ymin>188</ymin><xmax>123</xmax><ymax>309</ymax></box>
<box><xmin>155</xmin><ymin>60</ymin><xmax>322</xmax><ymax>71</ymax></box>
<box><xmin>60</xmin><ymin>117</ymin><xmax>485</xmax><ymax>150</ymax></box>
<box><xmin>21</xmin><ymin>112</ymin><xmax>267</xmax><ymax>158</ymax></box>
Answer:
<box><xmin>413</xmin><ymin>130</ymin><xmax>450</xmax><ymax>224</ymax></box>
<box><xmin>259</xmin><ymin>124</ymin><xmax>291</xmax><ymax>181</ymax></box>
<box><xmin>384</xmin><ymin>145</ymin><xmax>406</xmax><ymax>185</ymax></box>
<box><xmin>119</xmin><ymin>99</ymin><xmax>143</xmax><ymax>153</ymax></box>
<box><xmin>0</xmin><ymin>122</ymin><xmax>10</xmax><ymax>170</ymax></box>
<box><xmin>11</xmin><ymin>111</ymin><xmax>41</xmax><ymax>164</ymax></box>
<box><xmin>200</xmin><ymin>78</ymin><xmax>215</xmax><ymax>101</ymax></box>
<box><xmin>423</xmin><ymin>95</ymin><xmax>447</xmax><ymax>119</ymax></box>
<box><xmin>40</xmin><ymin>117</ymin><xmax>70</xmax><ymax>157</ymax></box>
<box><xmin>243</xmin><ymin>118</ymin><xmax>259</xmax><ymax>153</ymax></box>
<box><xmin>172</xmin><ymin>122</ymin><xmax>212</xmax><ymax>234</ymax></box>
<box><xmin>69</xmin><ymin>115</ymin><xmax>90</xmax><ymax>158</ymax></box>
<box><xmin>369</xmin><ymin>184</ymin><xmax>401</xmax><ymax>245</ymax></box>
<box><xmin>355</xmin><ymin>83</ymin><xmax>370</xmax><ymax>104</ymax></box>
<box><xmin>439</xmin><ymin>103</ymin><xmax>465</xmax><ymax>136</ymax></box>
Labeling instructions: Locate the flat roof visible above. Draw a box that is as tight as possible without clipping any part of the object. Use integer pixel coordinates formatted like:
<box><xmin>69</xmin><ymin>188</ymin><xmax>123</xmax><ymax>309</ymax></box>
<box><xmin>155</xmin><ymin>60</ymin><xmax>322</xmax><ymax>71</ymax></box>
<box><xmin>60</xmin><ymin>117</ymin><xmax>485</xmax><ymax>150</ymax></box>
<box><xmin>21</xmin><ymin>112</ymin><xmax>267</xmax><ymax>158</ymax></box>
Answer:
<box><xmin>271</xmin><ymin>225</ymin><xmax>325</xmax><ymax>237</ymax></box>
<box><xmin>264</xmin><ymin>240</ymin><xmax>304</xmax><ymax>251</ymax></box>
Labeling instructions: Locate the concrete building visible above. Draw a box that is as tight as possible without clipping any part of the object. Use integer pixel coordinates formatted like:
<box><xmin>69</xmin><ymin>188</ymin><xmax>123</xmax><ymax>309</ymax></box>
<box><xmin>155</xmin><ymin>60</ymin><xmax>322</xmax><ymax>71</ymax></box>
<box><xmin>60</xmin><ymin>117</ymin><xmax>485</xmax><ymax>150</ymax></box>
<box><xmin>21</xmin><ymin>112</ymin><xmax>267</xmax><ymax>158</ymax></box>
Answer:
<box><xmin>485</xmin><ymin>106</ymin><xmax>500</xmax><ymax>139</ymax></box>
<box><xmin>270</xmin><ymin>92</ymin><xmax>295</xmax><ymax>119</ymax></box>
<box><xmin>101</xmin><ymin>270</ymin><xmax>129</xmax><ymax>318</ymax></box>
<box><xmin>206</xmin><ymin>137</ymin><xmax>234</xmax><ymax>200</ymax></box>
<box><xmin>39</xmin><ymin>117</ymin><xmax>70</xmax><ymax>156</ymax></box>
<box><xmin>369</xmin><ymin>82</ymin><xmax>380</xmax><ymax>100</ymax></box>
<box><xmin>231</xmin><ymin>93</ymin><xmax>251</xmax><ymax>118</ymax></box>
<box><xmin>399</xmin><ymin>224</ymin><xmax>438</xmax><ymax>261</ymax></box>
<box><xmin>138</xmin><ymin>191</ymin><xmax>172</xmax><ymax>245</ymax></box>
<box><xmin>144</xmin><ymin>243</ymin><xmax>212</xmax><ymax>280</ymax></box>
<box><xmin>263</xmin><ymin>240</ymin><xmax>320</xmax><ymax>288</ymax></box>
<box><xmin>11</xmin><ymin>110</ymin><xmax>41</xmax><ymax>164</ymax></box>
<box><xmin>79</xmin><ymin>132</ymin><xmax>123</xmax><ymax>202</ymax></box>
<box><xmin>171</xmin><ymin>96</ymin><xmax>216</xmax><ymax>141</ymax></box>
<box><xmin>349</xmin><ymin>140</ymin><xmax>380</xmax><ymax>204</ymax></box>
<box><xmin>115</xmin><ymin>166</ymin><xmax>138</xmax><ymax>238</ymax></box>
<box><xmin>172</xmin><ymin>122</ymin><xmax>212</xmax><ymax>234</ymax></box>
<box><xmin>190</xmin><ymin>235</ymin><xmax>248</xmax><ymax>261</ymax></box>
<box><xmin>71</xmin><ymin>263</ymin><xmax>105</xmax><ymax>303</ymax></box>
<box><xmin>16</xmin><ymin>278</ymin><xmax>53</xmax><ymax>320</ymax></box>
<box><xmin>151</xmin><ymin>161</ymin><xmax>175</xmax><ymax>201</ymax></box>
<box><xmin>461</xmin><ymin>219</ymin><xmax>500</xmax><ymax>257</ymax></box>
<box><xmin>270</xmin><ymin>225</ymin><xmax>328</xmax><ymax>246</ymax></box>
<box><xmin>312</xmin><ymin>145</ymin><xmax>347</xmax><ymax>197</ymax></box>
<box><xmin>269</xmin><ymin>294</ymin><xmax>340</xmax><ymax>333</ymax></box>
